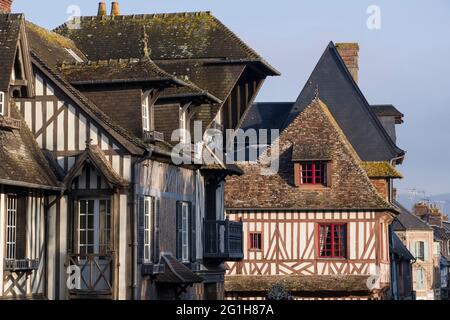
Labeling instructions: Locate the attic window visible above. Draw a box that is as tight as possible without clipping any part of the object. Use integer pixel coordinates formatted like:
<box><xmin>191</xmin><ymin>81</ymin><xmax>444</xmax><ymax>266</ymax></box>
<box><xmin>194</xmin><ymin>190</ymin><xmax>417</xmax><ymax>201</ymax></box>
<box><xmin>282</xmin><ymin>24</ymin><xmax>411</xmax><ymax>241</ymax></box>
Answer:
<box><xmin>0</xmin><ymin>91</ymin><xmax>4</xmax><ymax>116</ymax></box>
<box><xmin>295</xmin><ymin>161</ymin><xmax>328</xmax><ymax>186</ymax></box>
<box><xmin>65</xmin><ymin>48</ymin><xmax>84</xmax><ymax>63</ymax></box>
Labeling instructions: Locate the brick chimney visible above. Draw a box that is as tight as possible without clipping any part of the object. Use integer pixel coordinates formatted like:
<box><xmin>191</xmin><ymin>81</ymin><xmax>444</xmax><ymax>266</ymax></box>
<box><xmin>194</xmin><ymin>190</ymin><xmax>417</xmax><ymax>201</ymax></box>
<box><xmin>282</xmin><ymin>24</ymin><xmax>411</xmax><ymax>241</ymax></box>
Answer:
<box><xmin>335</xmin><ymin>43</ymin><xmax>359</xmax><ymax>83</ymax></box>
<box><xmin>0</xmin><ymin>0</ymin><xmax>13</xmax><ymax>13</ymax></box>
<box><xmin>413</xmin><ymin>202</ymin><xmax>444</xmax><ymax>227</ymax></box>
<box><xmin>97</xmin><ymin>1</ymin><xmax>107</xmax><ymax>17</ymax></box>
<box><xmin>111</xmin><ymin>1</ymin><xmax>120</xmax><ymax>16</ymax></box>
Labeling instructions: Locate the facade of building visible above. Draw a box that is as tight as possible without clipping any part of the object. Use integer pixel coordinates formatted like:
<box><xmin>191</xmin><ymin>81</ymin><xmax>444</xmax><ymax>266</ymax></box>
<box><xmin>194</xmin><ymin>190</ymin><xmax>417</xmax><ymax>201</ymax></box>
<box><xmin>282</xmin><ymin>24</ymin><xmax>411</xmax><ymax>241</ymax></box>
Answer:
<box><xmin>392</xmin><ymin>202</ymin><xmax>435</xmax><ymax>300</ymax></box>
<box><xmin>413</xmin><ymin>202</ymin><xmax>450</xmax><ymax>299</ymax></box>
<box><xmin>0</xmin><ymin>1</ymin><xmax>279</xmax><ymax>300</ymax></box>
<box><xmin>224</xmin><ymin>42</ymin><xmax>406</xmax><ymax>300</ymax></box>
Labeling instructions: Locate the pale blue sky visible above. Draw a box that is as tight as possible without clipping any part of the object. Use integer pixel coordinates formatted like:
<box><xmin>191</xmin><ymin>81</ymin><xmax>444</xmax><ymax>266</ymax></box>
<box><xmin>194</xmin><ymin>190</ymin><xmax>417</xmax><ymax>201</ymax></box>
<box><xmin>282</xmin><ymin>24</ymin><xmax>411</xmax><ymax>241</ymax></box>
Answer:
<box><xmin>12</xmin><ymin>0</ymin><xmax>450</xmax><ymax>195</ymax></box>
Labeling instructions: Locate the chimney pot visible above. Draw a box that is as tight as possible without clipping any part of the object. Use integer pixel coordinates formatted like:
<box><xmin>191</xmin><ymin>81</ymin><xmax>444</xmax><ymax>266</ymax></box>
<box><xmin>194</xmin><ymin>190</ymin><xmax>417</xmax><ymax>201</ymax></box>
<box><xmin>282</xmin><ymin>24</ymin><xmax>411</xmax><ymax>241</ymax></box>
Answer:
<box><xmin>111</xmin><ymin>1</ymin><xmax>120</xmax><ymax>16</ymax></box>
<box><xmin>0</xmin><ymin>0</ymin><xmax>13</xmax><ymax>13</ymax></box>
<box><xmin>336</xmin><ymin>43</ymin><xmax>359</xmax><ymax>83</ymax></box>
<box><xmin>97</xmin><ymin>1</ymin><xmax>107</xmax><ymax>17</ymax></box>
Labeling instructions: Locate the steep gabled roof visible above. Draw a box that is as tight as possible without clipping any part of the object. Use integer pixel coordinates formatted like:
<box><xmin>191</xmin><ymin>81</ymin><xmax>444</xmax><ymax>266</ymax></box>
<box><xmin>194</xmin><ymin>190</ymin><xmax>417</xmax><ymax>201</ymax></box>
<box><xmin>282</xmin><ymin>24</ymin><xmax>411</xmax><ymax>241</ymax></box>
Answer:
<box><xmin>54</xmin><ymin>12</ymin><xmax>279</xmax><ymax>75</ymax></box>
<box><xmin>225</xmin><ymin>98</ymin><xmax>394</xmax><ymax>211</ymax></box>
<box><xmin>31</xmin><ymin>53</ymin><xmax>147</xmax><ymax>155</ymax></box>
<box><xmin>284</xmin><ymin>42</ymin><xmax>404</xmax><ymax>163</ymax></box>
<box><xmin>58</xmin><ymin>58</ymin><xmax>186</xmax><ymax>86</ymax></box>
<box><xmin>25</xmin><ymin>21</ymin><xmax>87</xmax><ymax>69</ymax></box>
<box><xmin>0</xmin><ymin>104</ymin><xmax>61</xmax><ymax>190</ymax></box>
<box><xmin>0</xmin><ymin>13</ymin><xmax>22</xmax><ymax>95</ymax></box>
<box><xmin>391</xmin><ymin>232</ymin><xmax>415</xmax><ymax>261</ymax></box>
<box><xmin>64</xmin><ymin>144</ymin><xmax>128</xmax><ymax>188</ymax></box>
<box><xmin>155</xmin><ymin>59</ymin><xmax>244</xmax><ymax>103</ymax></box>
<box><xmin>392</xmin><ymin>201</ymin><xmax>433</xmax><ymax>231</ymax></box>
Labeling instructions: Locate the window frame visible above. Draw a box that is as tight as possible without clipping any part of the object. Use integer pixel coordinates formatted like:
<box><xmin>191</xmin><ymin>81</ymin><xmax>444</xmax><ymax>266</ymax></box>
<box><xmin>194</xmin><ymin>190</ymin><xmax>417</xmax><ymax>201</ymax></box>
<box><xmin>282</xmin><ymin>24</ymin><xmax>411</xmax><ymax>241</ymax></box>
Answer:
<box><xmin>318</xmin><ymin>223</ymin><xmax>347</xmax><ymax>259</ymax></box>
<box><xmin>248</xmin><ymin>232</ymin><xmax>262</xmax><ymax>252</ymax></box>
<box><xmin>179</xmin><ymin>107</ymin><xmax>188</xmax><ymax>144</ymax></box>
<box><xmin>299</xmin><ymin>161</ymin><xmax>327</xmax><ymax>185</ymax></box>
<box><xmin>181</xmin><ymin>202</ymin><xmax>190</xmax><ymax>263</ymax></box>
<box><xmin>5</xmin><ymin>194</ymin><xmax>18</xmax><ymax>260</ymax></box>
<box><xmin>143</xmin><ymin>196</ymin><xmax>154</xmax><ymax>263</ymax></box>
<box><xmin>415</xmin><ymin>241</ymin><xmax>425</xmax><ymax>261</ymax></box>
<box><xmin>0</xmin><ymin>91</ymin><xmax>4</xmax><ymax>116</ymax></box>
<box><xmin>142</xmin><ymin>97</ymin><xmax>151</xmax><ymax>132</ymax></box>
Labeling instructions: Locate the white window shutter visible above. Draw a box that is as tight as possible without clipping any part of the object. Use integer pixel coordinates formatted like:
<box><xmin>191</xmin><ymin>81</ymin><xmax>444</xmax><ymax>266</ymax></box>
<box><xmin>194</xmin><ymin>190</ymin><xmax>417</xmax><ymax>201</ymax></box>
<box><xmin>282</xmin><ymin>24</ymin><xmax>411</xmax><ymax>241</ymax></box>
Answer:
<box><xmin>424</xmin><ymin>241</ymin><xmax>429</xmax><ymax>261</ymax></box>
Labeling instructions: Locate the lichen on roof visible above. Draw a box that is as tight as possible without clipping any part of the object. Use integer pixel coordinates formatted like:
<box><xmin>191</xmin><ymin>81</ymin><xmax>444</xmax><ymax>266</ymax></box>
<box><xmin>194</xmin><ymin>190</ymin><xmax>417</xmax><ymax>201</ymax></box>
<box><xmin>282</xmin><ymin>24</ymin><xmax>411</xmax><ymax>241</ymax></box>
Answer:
<box><xmin>26</xmin><ymin>21</ymin><xmax>79</xmax><ymax>51</ymax></box>
<box><xmin>361</xmin><ymin>161</ymin><xmax>403</xmax><ymax>179</ymax></box>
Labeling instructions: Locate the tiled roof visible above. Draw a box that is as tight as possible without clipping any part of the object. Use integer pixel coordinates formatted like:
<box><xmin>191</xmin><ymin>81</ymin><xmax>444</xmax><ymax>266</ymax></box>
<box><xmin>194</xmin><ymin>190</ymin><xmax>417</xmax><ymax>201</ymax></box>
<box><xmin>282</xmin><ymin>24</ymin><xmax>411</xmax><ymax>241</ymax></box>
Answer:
<box><xmin>225</xmin><ymin>99</ymin><xmax>394</xmax><ymax>211</ymax></box>
<box><xmin>432</xmin><ymin>226</ymin><xmax>450</xmax><ymax>241</ymax></box>
<box><xmin>31</xmin><ymin>53</ymin><xmax>147</xmax><ymax>154</ymax></box>
<box><xmin>156</xmin><ymin>254</ymin><xmax>203</xmax><ymax>284</ymax></box>
<box><xmin>361</xmin><ymin>161</ymin><xmax>403</xmax><ymax>179</ymax></box>
<box><xmin>0</xmin><ymin>103</ymin><xmax>61</xmax><ymax>189</ymax></box>
<box><xmin>225</xmin><ymin>275</ymin><xmax>373</xmax><ymax>293</ymax></box>
<box><xmin>59</xmin><ymin>58</ymin><xmax>185</xmax><ymax>86</ymax></box>
<box><xmin>25</xmin><ymin>21</ymin><xmax>87</xmax><ymax>69</ymax></box>
<box><xmin>54</xmin><ymin>12</ymin><xmax>278</xmax><ymax>75</ymax></box>
<box><xmin>392</xmin><ymin>201</ymin><xmax>433</xmax><ymax>231</ymax></box>
<box><xmin>0</xmin><ymin>14</ymin><xmax>22</xmax><ymax>94</ymax></box>
<box><xmin>284</xmin><ymin>42</ymin><xmax>404</xmax><ymax>162</ymax></box>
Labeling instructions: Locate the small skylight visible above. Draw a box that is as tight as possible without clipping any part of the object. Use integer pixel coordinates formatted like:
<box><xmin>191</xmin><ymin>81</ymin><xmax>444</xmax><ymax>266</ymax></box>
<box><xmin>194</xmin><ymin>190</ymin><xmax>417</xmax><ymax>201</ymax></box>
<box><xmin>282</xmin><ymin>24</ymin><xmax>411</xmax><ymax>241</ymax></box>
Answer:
<box><xmin>65</xmin><ymin>48</ymin><xmax>84</xmax><ymax>63</ymax></box>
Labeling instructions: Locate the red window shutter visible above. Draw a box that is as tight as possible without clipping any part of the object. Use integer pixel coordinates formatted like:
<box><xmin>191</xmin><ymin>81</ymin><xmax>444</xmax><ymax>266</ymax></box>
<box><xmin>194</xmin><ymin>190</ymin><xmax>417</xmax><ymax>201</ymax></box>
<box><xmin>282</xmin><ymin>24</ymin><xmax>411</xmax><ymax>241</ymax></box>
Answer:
<box><xmin>294</xmin><ymin>163</ymin><xmax>301</xmax><ymax>186</ymax></box>
<box><xmin>326</xmin><ymin>161</ymin><xmax>333</xmax><ymax>187</ymax></box>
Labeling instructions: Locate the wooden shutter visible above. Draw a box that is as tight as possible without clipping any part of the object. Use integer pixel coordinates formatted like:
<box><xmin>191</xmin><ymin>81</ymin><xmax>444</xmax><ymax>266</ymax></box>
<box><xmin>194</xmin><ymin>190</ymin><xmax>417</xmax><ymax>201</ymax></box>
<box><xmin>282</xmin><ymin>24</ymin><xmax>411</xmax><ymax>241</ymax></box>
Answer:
<box><xmin>423</xmin><ymin>241</ymin><xmax>429</xmax><ymax>261</ymax></box>
<box><xmin>294</xmin><ymin>163</ymin><xmax>301</xmax><ymax>186</ymax></box>
<box><xmin>326</xmin><ymin>161</ymin><xmax>333</xmax><ymax>187</ymax></box>
<box><xmin>137</xmin><ymin>196</ymin><xmax>145</xmax><ymax>264</ymax></box>
<box><xmin>15</xmin><ymin>196</ymin><xmax>27</xmax><ymax>260</ymax></box>
<box><xmin>176</xmin><ymin>201</ymin><xmax>183</xmax><ymax>260</ymax></box>
<box><xmin>153</xmin><ymin>198</ymin><xmax>160</xmax><ymax>263</ymax></box>
<box><xmin>189</xmin><ymin>203</ymin><xmax>196</xmax><ymax>263</ymax></box>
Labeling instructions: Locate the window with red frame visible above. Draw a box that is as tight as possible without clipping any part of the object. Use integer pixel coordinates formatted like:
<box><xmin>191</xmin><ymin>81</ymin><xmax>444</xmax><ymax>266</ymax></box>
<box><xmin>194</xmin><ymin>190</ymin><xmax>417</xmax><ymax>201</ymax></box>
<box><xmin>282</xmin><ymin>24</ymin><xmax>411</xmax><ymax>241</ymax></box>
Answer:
<box><xmin>249</xmin><ymin>232</ymin><xmax>262</xmax><ymax>251</ymax></box>
<box><xmin>319</xmin><ymin>224</ymin><xmax>347</xmax><ymax>258</ymax></box>
<box><xmin>300</xmin><ymin>161</ymin><xmax>327</xmax><ymax>185</ymax></box>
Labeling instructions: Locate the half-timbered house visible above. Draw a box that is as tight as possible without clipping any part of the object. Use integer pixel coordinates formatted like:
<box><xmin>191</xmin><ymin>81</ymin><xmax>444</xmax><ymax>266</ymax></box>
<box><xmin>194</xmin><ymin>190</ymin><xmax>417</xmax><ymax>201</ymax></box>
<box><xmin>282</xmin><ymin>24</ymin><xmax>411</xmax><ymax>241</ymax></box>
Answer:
<box><xmin>0</xmin><ymin>1</ymin><xmax>279</xmax><ymax>300</ymax></box>
<box><xmin>224</xmin><ymin>42</ymin><xmax>405</xmax><ymax>300</ymax></box>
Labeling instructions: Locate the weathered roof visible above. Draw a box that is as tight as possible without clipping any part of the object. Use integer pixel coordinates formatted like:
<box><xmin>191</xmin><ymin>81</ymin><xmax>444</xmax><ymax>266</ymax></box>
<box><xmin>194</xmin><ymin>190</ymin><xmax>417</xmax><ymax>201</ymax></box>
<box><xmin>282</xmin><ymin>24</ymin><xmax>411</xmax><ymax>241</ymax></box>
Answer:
<box><xmin>361</xmin><ymin>161</ymin><xmax>403</xmax><ymax>179</ymax></box>
<box><xmin>225</xmin><ymin>275</ymin><xmax>373</xmax><ymax>294</ymax></box>
<box><xmin>292</xmin><ymin>143</ymin><xmax>332</xmax><ymax>161</ymax></box>
<box><xmin>25</xmin><ymin>21</ymin><xmax>87</xmax><ymax>69</ymax></box>
<box><xmin>155</xmin><ymin>59</ymin><xmax>243</xmax><ymax>103</ymax></box>
<box><xmin>225</xmin><ymin>98</ymin><xmax>394</xmax><ymax>211</ymax></box>
<box><xmin>63</xmin><ymin>144</ymin><xmax>129</xmax><ymax>188</ymax></box>
<box><xmin>284</xmin><ymin>42</ymin><xmax>404</xmax><ymax>163</ymax></box>
<box><xmin>432</xmin><ymin>226</ymin><xmax>450</xmax><ymax>241</ymax></box>
<box><xmin>0</xmin><ymin>103</ymin><xmax>61</xmax><ymax>190</ymax></box>
<box><xmin>58</xmin><ymin>58</ymin><xmax>189</xmax><ymax>87</ymax></box>
<box><xmin>392</xmin><ymin>201</ymin><xmax>433</xmax><ymax>231</ymax></box>
<box><xmin>156</xmin><ymin>254</ymin><xmax>203</xmax><ymax>284</ymax></box>
<box><xmin>391</xmin><ymin>232</ymin><xmax>415</xmax><ymax>261</ymax></box>
<box><xmin>31</xmin><ymin>53</ymin><xmax>147</xmax><ymax>155</ymax></box>
<box><xmin>54</xmin><ymin>12</ymin><xmax>279</xmax><ymax>75</ymax></box>
<box><xmin>0</xmin><ymin>14</ymin><xmax>22</xmax><ymax>94</ymax></box>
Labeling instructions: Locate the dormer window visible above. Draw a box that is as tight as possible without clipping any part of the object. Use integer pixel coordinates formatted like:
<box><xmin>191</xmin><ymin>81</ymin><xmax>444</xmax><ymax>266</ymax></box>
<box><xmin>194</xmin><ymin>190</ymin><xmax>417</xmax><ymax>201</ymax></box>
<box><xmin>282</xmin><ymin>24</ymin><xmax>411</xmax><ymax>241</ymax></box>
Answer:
<box><xmin>179</xmin><ymin>107</ymin><xmax>188</xmax><ymax>144</ymax></box>
<box><xmin>142</xmin><ymin>96</ymin><xmax>154</xmax><ymax>133</ymax></box>
<box><xmin>300</xmin><ymin>161</ymin><xmax>326</xmax><ymax>185</ymax></box>
<box><xmin>294</xmin><ymin>161</ymin><xmax>330</xmax><ymax>187</ymax></box>
<box><xmin>0</xmin><ymin>91</ymin><xmax>4</xmax><ymax>116</ymax></box>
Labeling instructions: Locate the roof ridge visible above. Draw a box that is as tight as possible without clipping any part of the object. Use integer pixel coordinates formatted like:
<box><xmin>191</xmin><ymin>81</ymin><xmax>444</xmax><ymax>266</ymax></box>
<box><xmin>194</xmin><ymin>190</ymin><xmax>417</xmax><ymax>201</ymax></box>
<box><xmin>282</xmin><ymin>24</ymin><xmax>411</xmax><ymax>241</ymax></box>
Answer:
<box><xmin>53</xmin><ymin>11</ymin><xmax>212</xmax><ymax>32</ymax></box>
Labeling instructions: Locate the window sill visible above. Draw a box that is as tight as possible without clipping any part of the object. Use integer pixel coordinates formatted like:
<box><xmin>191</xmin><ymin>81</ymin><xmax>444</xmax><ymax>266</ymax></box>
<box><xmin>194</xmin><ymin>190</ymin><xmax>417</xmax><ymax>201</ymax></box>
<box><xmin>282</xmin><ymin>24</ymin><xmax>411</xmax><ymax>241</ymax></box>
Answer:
<box><xmin>297</xmin><ymin>184</ymin><xmax>330</xmax><ymax>191</ymax></box>
<box><xmin>317</xmin><ymin>257</ymin><xmax>348</xmax><ymax>262</ymax></box>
